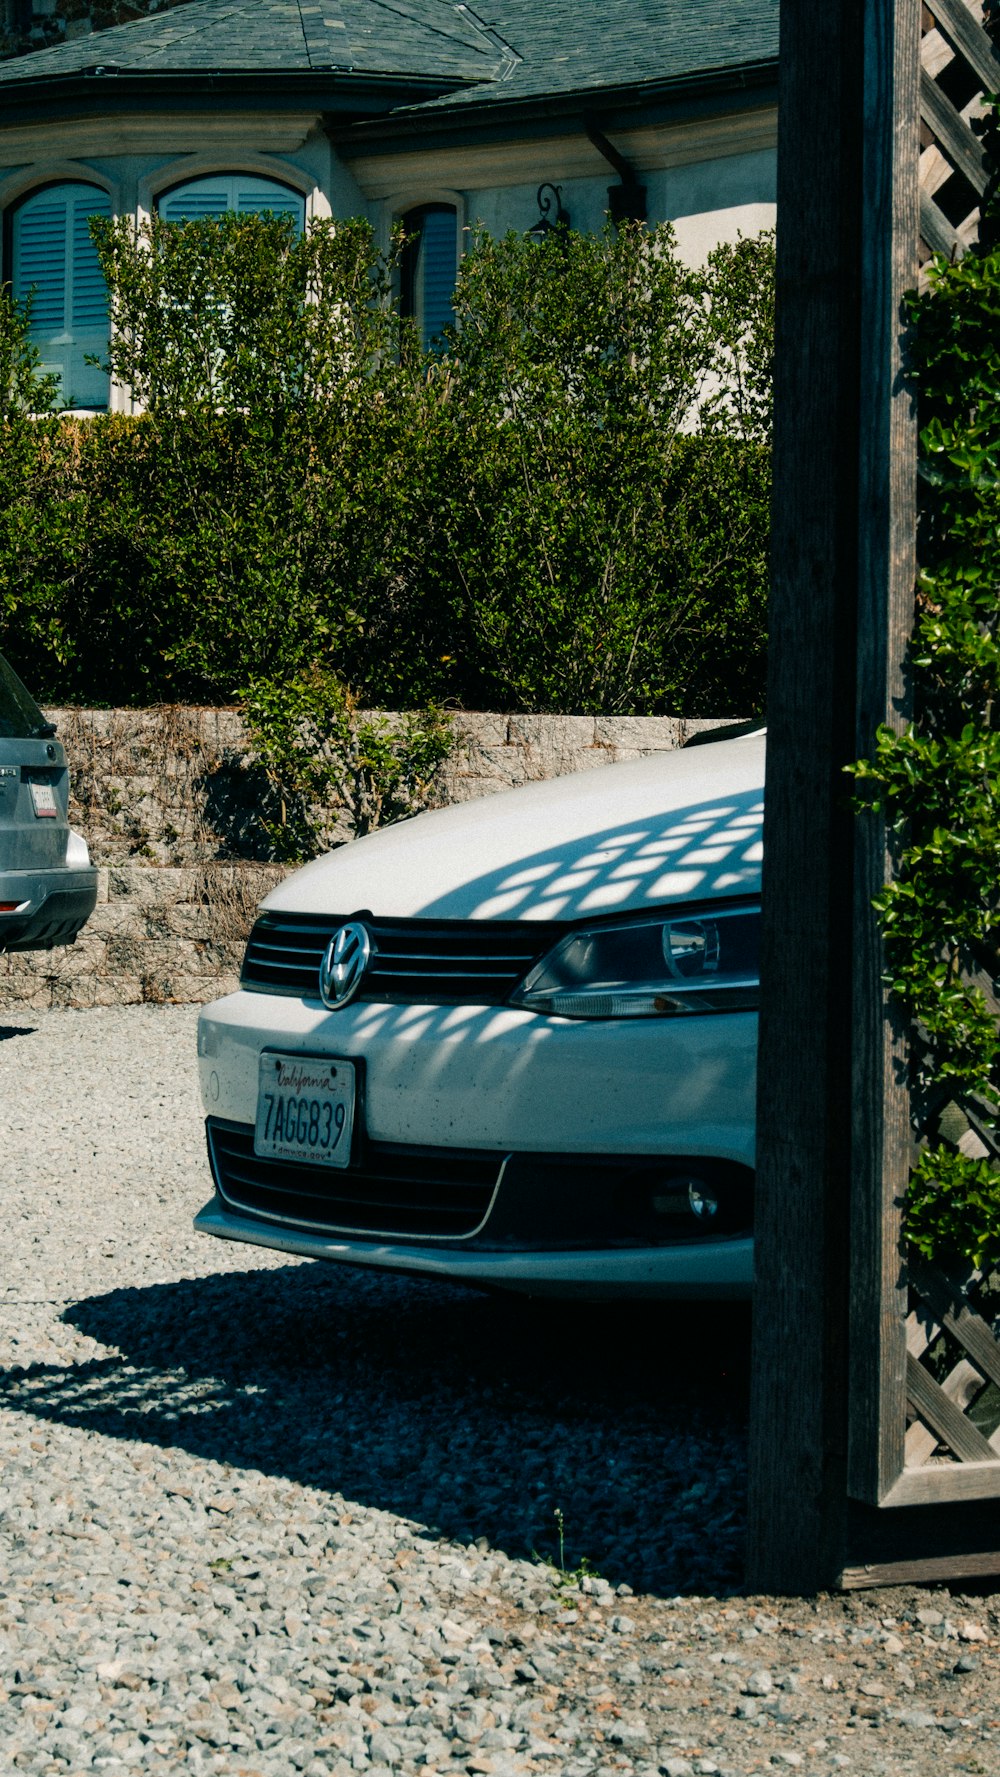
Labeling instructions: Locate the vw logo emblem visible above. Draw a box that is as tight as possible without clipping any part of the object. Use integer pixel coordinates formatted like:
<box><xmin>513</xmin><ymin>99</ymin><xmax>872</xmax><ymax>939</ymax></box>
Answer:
<box><xmin>319</xmin><ymin>921</ymin><xmax>371</xmax><ymax>1009</ymax></box>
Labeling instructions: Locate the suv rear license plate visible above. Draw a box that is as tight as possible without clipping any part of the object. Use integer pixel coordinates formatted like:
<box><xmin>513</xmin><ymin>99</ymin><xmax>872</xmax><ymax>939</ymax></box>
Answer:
<box><xmin>29</xmin><ymin>781</ymin><xmax>57</xmax><ymax>817</ymax></box>
<box><xmin>254</xmin><ymin>1052</ymin><xmax>355</xmax><ymax>1169</ymax></box>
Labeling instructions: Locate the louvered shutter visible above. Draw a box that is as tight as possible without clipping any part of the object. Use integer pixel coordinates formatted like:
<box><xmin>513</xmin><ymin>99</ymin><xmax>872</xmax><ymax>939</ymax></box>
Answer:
<box><xmin>401</xmin><ymin>206</ymin><xmax>458</xmax><ymax>350</ymax></box>
<box><xmin>160</xmin><ymin>175</ymin><xmax>304</xmax><ymax>230</ymax></box>
<box><xmin>417</xmin><ymin>208</ymin><xmax>458</xmax><ymax>349</ymax></box>
<box><xmin>70</xmin><ymin>190</ymin><xmax>112</xmax><ymax>329</ymax></box>
<box><xmin>236</xmin><ymin>190</ymin><xmax>302</xmax><ymax>222</ymax></box>
<box><xmin>12</xmin><ymin>195</ymin><xmax>67</xmax><ymax>332</ymax></box>
<box><xmin>160</xmin><ymin>187</ymin><xmax>230</xmax><ymax>223</ymax></box>
<box><xmin>11</xmin><ymin>183</ymin><xmax>111</xmax><ymax>407</ymax></box>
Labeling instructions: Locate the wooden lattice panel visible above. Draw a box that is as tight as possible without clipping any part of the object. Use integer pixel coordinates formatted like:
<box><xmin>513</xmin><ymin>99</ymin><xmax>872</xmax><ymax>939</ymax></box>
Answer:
<box><xmin>919</xmin><ymin>0</ymin><xmax>1000</xmax><ymax>278</ymax></box>
<box><xmin>893</xmin><ymin>0</ymin><xmax>1000</xmax><ymax>1498</ymax></box>
<box><xmin>906</xmin><ymin>1253</ymin><xmax>1000</xmax><ymax>1470</ymax></box>
<box><xmin>897</xmin><ymin>955</ymin><xmax>1000</xmax><ymax>1494</ymax></box>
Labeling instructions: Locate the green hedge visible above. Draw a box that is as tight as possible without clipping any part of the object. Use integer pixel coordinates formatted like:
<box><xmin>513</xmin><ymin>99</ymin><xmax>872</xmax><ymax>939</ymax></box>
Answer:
<box><xmin>0</xmin><ymin>216</ymin><xmax>772</xmax><ymax>715</ymax></box>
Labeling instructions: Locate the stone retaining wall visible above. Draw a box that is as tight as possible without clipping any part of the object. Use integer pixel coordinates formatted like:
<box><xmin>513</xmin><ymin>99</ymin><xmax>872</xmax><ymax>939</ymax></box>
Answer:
<box><xmin>0</xmin><ymin>708</ymin><xmax>737</xmax><ymax>1008</ymax></box>
<box><xmin>0</xmin><ymin>862</ymin><xmax>289</xmax><ymax>1011</ymax></box>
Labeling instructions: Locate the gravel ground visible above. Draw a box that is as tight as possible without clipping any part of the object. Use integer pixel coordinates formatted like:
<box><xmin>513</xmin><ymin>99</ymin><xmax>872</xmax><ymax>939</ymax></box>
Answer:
<box><xmin>1</xmin><ymin>1006</ymin><xmax>999</xmax><ymax>1777</ymax></box>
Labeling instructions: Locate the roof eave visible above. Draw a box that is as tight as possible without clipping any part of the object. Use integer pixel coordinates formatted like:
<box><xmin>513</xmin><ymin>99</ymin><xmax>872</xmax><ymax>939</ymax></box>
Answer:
<box><xmin>0</xmin><ymin>64</ymin><xmax>481</xmax><ymax>122</ymax></box>
<box><xmin>329</xmin><ymin>58</ymin><xmax>780</xmax><ymax>153</ymax></box>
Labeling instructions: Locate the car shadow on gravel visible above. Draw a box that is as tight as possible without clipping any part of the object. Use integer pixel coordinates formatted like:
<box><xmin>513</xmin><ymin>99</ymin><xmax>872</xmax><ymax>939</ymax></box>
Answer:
<box><xmin>2</xmin><ymin>1264</ymin><xmax>751</xmax><ymax>1597</ymax></box>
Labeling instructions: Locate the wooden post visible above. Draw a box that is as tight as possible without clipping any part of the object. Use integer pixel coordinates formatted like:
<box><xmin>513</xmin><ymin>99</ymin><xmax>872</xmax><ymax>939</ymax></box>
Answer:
<box><xmin>746</xmin><ymin>0</ymin><xmax>918</xmax><ymax>1592</ymax></box>
<box><xmin>846</xmin><ymin>0</ymin><xmax>919</xmax><ymax>1511</ymax></box>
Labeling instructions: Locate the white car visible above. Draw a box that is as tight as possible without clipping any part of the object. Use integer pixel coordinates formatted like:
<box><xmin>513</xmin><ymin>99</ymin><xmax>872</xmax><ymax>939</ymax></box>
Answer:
<box><xmin>195</xmin><ymin>725</ymin><xmax>764</xmax><ymax>1298</ymax></box>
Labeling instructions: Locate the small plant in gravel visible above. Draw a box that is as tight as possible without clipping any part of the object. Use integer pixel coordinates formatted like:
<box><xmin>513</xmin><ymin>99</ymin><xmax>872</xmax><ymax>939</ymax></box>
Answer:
<box><xmin>537</xmin><ymin>1506</ymin><xmax>603</xmax><ymax>1588</ymax></box>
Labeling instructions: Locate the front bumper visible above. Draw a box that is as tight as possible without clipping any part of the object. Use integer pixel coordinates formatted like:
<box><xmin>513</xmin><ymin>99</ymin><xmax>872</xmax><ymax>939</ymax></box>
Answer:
<box><xmin>194</xmin><ymin>1195</ymin><xmax>753</xmax><ymax>1299</ymax></box>
<box><xmin>198</xmin><ymin>989</ymin><xmax>757</xmax><ymax>1158</ymax></box>
<box><xmin>195</xmin><ymin>987</ymin><xmax>757</xmax><ymax>1298</ymax></box>
<box><xmin>0</xmin><ymin>865</ymin><xmax>99</xmax><ymax>951</ymax></box>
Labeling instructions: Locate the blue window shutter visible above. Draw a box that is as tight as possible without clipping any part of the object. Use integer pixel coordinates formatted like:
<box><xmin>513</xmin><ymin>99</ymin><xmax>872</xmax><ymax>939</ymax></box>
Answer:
<box><xmin>161</xmin><ymin>188</ymin><xmax>230</xmax><ymax>222</ymax></box>
<box><xmin>401</xmin><ymin>206</ymin><xmax>458</xmax><ymax>351</ymax></box>
<box><xmin>418</xmin><ymin>208</ymin><xmax>457</xmax><ymax>348</ymax></box>
<box><xmin>70</xmin><ymin>190</ymin><xmax>112</xmax><ymax>329</ymax></box>
<box><xmin>11</xmin><ymin>182</ymin><xmax>112</xmax><ymax>407</ymax></box>
<box><xmin>236</xmin><ymin>191</ymin><xmax>302</xmax><ymax>222</ymax></box>
<box><xmin>12</xmin><ymin>198</ymin><xmax>67</xmax><ymax>331</ymax></box>
<box><xmin>161</xmin><ymin>175</ymin><xmax>304</xmax><ymax>231</ymax></box>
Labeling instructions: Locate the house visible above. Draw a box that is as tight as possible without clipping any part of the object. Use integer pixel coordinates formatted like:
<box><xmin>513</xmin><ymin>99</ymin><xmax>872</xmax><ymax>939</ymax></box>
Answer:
<box><xmin>0</xmin><ymin>0</ymin><xmax>778</xmax><ymax>408</ymax></box>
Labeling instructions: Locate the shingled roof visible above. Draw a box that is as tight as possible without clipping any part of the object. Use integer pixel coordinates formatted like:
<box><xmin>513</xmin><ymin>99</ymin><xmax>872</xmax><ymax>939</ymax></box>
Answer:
<box><xmin>0</xmin><ymin>0</ymin><xmax>504</xmax><ymax>85</ymax></box>
<box><xmin>0</xmin><ymin>0</ymin><xmax>779</xmax><ymax>111</ymax></box>
<box><xmin>415</xmin><ymin>0</ymin><xmax>779</xmax><ymax>110</ymax></box>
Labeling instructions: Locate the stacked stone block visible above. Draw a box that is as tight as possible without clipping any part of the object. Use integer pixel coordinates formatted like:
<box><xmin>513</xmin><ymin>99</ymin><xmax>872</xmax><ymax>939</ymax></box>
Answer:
<box><xmin>0</xmin><ymin>863</ymin><xmax>288</xmax><ymax>1009</ymax></box>
<box><xmin>0</xmin><ymin>708</ymin><xmax>736</xmax><ymax>1008</ymax></box>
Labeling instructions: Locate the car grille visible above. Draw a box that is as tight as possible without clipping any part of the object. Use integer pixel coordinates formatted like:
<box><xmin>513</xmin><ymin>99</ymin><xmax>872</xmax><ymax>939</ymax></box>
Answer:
<box><xmin>207</xmin><ymin>1118</ymin><xmax>505</xmax><ymax>1240</ymax></box>
<box><xmin>241</xmin><ymin>912</ymin><xmax>562</xmax><ymax>1004</ymax></box>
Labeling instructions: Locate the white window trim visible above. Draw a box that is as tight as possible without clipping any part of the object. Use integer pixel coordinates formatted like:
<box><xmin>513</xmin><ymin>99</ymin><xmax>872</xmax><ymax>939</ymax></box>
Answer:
<box><xmin>138</xmin><ymin>155</ymin><xmax>327</xmax><ymax>234</ymax></box>
<box><xmin>0</xmin><ymin>161</ymin><xmax>118</xmax><ymax>215</ymax></box>
<box><xmin>383</xmin><ymin>187</ymin><xmax>466</xmax><ymax>263</ymax></box>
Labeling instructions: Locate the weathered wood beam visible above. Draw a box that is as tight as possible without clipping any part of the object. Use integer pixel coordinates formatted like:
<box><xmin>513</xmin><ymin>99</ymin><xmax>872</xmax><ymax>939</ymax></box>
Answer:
<box><xmin>746</xmin><ymin>0</ymin><xmax>918</xmax><ymax>1591</ymax></box>
<box><xmin>920</xmin><ymin>188</ymin><xmax>964</xmax><ymax>255</ymax></box>
<box><xmin>846</xmin><ymin>0</ymin><xmax>919</xmax><ymax>1513</ymax></box>
<box><xmin>927</xmin><ymin>0</ymin><xmax>1000</xmax><ymax>96</ymax></box>
<box><xmin>882</xmin><ymin>1460</ymin><xmax>1000</xmax><ymax>1505</ymax></box>
<box><xmin>919</xmin><ymin>67</ymin><xmax>989</xmax><ymax>192</ymax></box>
<box><xmin>905</xmin><ymin>1354</ymin><xmax>998</xmax><ymax>1460</ymax></box>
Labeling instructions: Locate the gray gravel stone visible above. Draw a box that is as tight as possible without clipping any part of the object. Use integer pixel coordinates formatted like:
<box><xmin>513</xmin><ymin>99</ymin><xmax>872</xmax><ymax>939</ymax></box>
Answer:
<box><xmin>744</xmin><ymin>1668</ymin><xmax>773</xmax><ymax>1695</ymax></box>
<box><xmin>2</xmin><ymin>1008</ymin><xmax>1000</xmax><ymax>1776</ymax></box>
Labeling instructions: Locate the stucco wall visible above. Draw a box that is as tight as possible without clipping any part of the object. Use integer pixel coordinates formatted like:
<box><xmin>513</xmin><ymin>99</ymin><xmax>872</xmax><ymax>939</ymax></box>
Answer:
<box><xmin>0</xmin><ymin>105</ymin><xmax>777</xmax><ymax>247</ymax></box>
<box><xmin>0</xmin><ymin>707</ymin><xmax>740</xmax><ymax>1008</ymax></box>
<box><xmin>0</xmin><ymin>116</ymin><xmax>777</xmax><ymax>251</ymax></box>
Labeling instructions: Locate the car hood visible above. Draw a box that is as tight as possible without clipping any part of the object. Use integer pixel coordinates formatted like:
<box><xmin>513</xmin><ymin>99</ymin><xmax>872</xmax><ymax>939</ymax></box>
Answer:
<box><xmin>263</xmin><ymin>729</ymin><xmax>765</xmax><ymax>925</ymax></box>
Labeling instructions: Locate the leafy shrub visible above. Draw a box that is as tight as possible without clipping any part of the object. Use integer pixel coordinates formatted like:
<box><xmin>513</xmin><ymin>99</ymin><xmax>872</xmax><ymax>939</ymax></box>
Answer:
<box><xmin>853</xmin><ymin>239</ymin><xmax>1000</xmax><ymax>1268</ymax></box>
<box><xmin>0</xmin><ymin>215</ymin><xmax>773</xmax><ymax>717</ymax></box>
<box><xmin>242</xmin><ymin>667</ymin><xmax>453</xmax><ymax>860</ymax></box>
<box><xmin>699</xmin><ymin>231</ymin><xmax>775</xmax><ymax>444</ymax></box>
<box><xmin>78</xmin><ymin>214</ymin><xmax>421</xmax><ymax>702</ymax></box>
<box><xmin>0</xmin><ymin>291</ymin><xmax>85</xmax><ymax>676</ymax></box>
<box><xmin>91</xmin><ymin>209</ymin><xmax>403</xmax><ymax>410</ymax></box>
<box><xmin>390</xmin><ymin>224</ymin><xmax>771</xmax><ymax>716</ymax></box>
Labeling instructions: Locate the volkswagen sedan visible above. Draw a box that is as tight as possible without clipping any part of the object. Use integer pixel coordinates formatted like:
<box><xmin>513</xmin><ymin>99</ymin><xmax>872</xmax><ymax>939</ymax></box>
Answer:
<box><xmin>194</xmin><ymin>725</ymin><xmax>764</xmax><ymax>1298</ymax></box>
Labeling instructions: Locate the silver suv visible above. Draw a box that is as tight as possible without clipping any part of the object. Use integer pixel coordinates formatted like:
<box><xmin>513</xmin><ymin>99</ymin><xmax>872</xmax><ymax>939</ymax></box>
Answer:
<box><xmin>0</xmin><ymin>653</ymin><xmax>98</xmax><ymax>952</ymax></box>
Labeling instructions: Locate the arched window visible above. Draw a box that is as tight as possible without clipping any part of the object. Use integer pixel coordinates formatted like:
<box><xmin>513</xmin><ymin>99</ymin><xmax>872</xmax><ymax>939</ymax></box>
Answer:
<box><xmin>400</xmin><ymin>204</ymin><xmax>458</xmax><ymax>350</ymax></box>
<box><xmin>10</xmin><ymin>182</ymin><xmax>112</xmax><ymax>408</ymax></box>
<box><xmin>159</xmin><ymin>173</ymin><xmax>305</xmax><ymax>228</ymax></box>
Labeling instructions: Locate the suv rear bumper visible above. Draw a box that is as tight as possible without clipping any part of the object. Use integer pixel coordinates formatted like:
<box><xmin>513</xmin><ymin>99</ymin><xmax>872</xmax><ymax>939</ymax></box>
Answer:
<box><xmin>0</xmin><ymin>866</ymin><xmax>99</xmax><ymax>951</ymax></box>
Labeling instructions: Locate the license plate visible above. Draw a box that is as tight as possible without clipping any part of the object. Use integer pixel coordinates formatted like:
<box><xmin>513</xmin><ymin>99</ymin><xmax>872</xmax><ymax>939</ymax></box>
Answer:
<box><xmin>254</xmin><ymin>1052</ymin><xmax>355</xmax><ymax>1169</ymax></box>
<box><xmin>29</xmin><ymin>781</ymin><xmax>57</xmax><ymax>818</ymax></box>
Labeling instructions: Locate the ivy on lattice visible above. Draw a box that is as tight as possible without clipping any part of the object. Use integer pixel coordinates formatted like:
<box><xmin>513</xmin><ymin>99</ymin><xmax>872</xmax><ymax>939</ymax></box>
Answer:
<box><xmin>852</xmin><ymin>111</ymin><xmax>1000</xmax><ymax>1272</ymax></box>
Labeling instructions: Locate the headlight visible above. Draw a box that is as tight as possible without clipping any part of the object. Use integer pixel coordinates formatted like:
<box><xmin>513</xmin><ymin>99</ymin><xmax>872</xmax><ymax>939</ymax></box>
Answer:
<box><xmin>510</xmin><ymin>903</ymin><xmax>760</xmax><ymax>1019</ymax></box>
